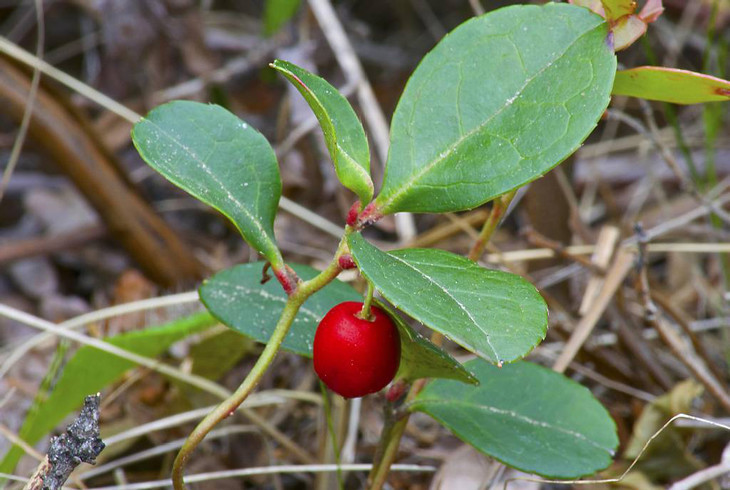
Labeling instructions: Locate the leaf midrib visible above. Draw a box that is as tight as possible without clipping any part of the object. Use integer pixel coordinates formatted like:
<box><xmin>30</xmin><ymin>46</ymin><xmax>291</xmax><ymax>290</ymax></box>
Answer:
<box><xmin>386</xmin><ymin>253</ymin><xmax>501</xmax><ymax>360</ymax></box>
<box><xmin>218</xmin><ymin>281</ymin><xmax>321</xmax><ymax>321</ymax></box>
<box><xmin>415</xmin><ymin>399</ymin><xmax>614</xmax><ymax>454</ymax></box>
<box><xmin>138</xmin><ymin>116</ymin><xmax>275</xmax><ymax>250</ymax></box>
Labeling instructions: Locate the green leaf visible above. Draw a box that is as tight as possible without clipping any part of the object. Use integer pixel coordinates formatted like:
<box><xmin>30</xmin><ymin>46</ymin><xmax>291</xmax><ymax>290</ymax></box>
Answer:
<box><xmin>200</xmin><ymin>262</ymin><xmax>471</xmax><ymax>382</ymax></box>
<box><xmin>0</xmin><ymin>312</ymin><xmax>216</xmax><ymax>474</ymax></box>
<box><xmin>376</xmin><ymin>301</ymin><xmax>477</xmax><ymax>385</ymax></box>
<box><xmin>200</xmin><ymin>262</ymin><xmax>361</xmax><ymax>356</ymax></box>
<box><xmin>132</xmin><ymin>101</ymin><xmax>284</xmax><ymax>268</ymax></box>
<box><xmin>613</xmin><ymin>67</ymin><xmax>730</xmax><ymax>104</ymax></box>
<box><xmin>412</xmin><ymin>359</ymin><xmax>618</xmax><ymax>478</ymax></box>
<box><xmin>271</xmin><ymin>60</ymin><xmax>373</xmax><ymax>204</ymax></box>
<box><xmin>374</xmin><ymin>3</ymin><xmax>616</xmax><ymax>214</ymax></box>
<box><xmin>348</xmin><ymin>233</ymin><xmax>547</xmax><ymax>364</ymax></box>
<box><xmin>264</xmin><ymin>0</ymin><xmax>301</xmax><ymax>35</ymax></box>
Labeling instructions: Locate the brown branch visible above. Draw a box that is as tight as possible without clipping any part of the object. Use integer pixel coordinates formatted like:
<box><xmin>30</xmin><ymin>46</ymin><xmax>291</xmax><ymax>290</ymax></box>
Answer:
<box><xmin>0</xmin><ymin>57</ymin><xmax>205</xmax><ymax>287</ymax></box>
<box><xmin>0</xmin><ymin>226</ymin><xmax>106</xmax><ymax>265</ymax></box>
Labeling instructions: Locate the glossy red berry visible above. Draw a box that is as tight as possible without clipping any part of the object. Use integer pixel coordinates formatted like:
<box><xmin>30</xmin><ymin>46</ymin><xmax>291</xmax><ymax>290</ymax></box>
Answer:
<box><xmin>313</xmin><ymin>302</ymin><xmax>401</xmax><ymax>398</ymax></box>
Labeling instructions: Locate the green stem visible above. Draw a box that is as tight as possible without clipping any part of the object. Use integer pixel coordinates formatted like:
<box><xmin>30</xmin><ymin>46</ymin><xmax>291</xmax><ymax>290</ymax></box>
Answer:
<box><xmin>467</xmin><ymin>190</ymin><xmax>516</xmax><ymax>262</ymax></box>
<box><xmin>172</xmin><ymin>234</ymin><xmax>351</xmax><ymax>490</ymax></box>
<box><xmin>367</xmin><ymin>379</ymin><xmax>426</xmax><ymax>489</ymax></box>
<box><xmin>319</xmin><ymin>381</ymin><xmax>345</xmax><ymax>490</ymax></box>
<box><xmin>358</xmin><ymin>281</ymin><xmax>375</xmax><ymax>321</ymax></box>
<box><xmin>370</xmin><ymin>191</ymin><xmax>516</xmax><ymax>488</ymax></box>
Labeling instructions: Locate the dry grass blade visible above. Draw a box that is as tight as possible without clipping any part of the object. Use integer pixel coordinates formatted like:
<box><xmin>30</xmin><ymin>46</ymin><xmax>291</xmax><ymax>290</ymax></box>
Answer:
<box><xmin>552</xmin><ymin>248</ymin><xmax>635</xmax><ymax>373</ymax></box>
<box><xmin>0</xmin><ymin>0</ymin><xmax>43</xmax><ymax>206</ymax></box>
<box><xmin>86</xmin><ymin>464</ymin><xmax>437</xmax><ymax>490</ymax></box>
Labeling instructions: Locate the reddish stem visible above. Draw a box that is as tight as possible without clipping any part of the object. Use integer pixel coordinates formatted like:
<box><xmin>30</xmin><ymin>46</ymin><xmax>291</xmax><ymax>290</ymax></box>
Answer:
<box><xmin>385</xmin><ymin>379</ymin><xmax>408</xmax><ymax>403</ymax></box>
<box><xmin>346</xmin><ymin>201</ymin><xmax>361</xmax><ymax>227</ymax></box>
<box><xmin>356</xmin><ymin>202</ymin><xmax>383</xmax><ymax>229</ymax></box>
<box><xmin>274</xmin><ymin>265</ymin><xmax>300</xmax><ymax>296</ymax></box>
<box><xmin>338</xmin><ymin>254</ymin><xmax>356</xmax><ymax>270</ymax></box>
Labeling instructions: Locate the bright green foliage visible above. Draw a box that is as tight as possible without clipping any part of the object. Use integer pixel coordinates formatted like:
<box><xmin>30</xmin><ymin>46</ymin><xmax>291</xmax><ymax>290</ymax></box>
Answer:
<box><xmin>132</xmin><ymin>101</ymin><xmax>284</xmax><ymax>269</ymax></box>
<box><xmin>271</xmin><ymin>60</ymin><xmax>374</xmax><ymax>204</ymax></box>
<box><xmin>263</xmin><ymin>0</ymin><xmax>301</xmax><ymax>35</ymax></box>
<box><xmin>348</xmin><ymin>233</ymin><xmax>547</xmax><ymax>364</ymax></box>
<box><xmin>374</xmin><ymin>3</ymin><xmax>616</xmax><ymax>214</ymax></box>
<box><xmin>613</xmin><ymin>67</ymin><xmax>730</xmax><ymax>104</ymax></box>
<box><xmin>376</xmin><ymin>301</ymin><xmax>477</xmax><ymax>385</ymax></box>
<box><xmin>412</xmin><ymin>359</ymin><xmax>619</xmax><ymax>478</ymax></box>
<box><xmin>0</xmin><ymin>313</ymin><xmax>216</xmax><ymax>474</ymax></box>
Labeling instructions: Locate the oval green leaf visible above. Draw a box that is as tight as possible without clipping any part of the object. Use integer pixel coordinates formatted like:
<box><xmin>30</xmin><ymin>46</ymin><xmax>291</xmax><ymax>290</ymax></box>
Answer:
<box><xmin>348</xmin><ymin>233</ymin><xmax>548</xmax><ymax>364</ymax></box>
<box><xmin>200</xmin><ymin>262</ymin><xmax>360</xmax><ymax>356</ymax></box>
<box><xmin>200</xmin><ymin>262</ymin><xmax>471</xmax><ymax>383</ymax></box>
<box><xmin>613</xmin><ymin>67</ymin><xmax>730</xmax><ymax>104</ymax></box>
<box><xmin>412</xmin><ymin>359</ymin><xmax>618</xmax><ymax>478</ymax></box>
<box><xmin>132</xmin><ymin>101</ymin><xmax>284</xmax><ymax>268</ymax></box>
<box><xmin>375</xmin><ymin>3</ymin><xmax>616</xmax><ymax>214</ymax></box>
<box><xmin>376</xmin><ymin>301</ymin><xmax>477</xmax><ymax>385</ymax></box>
<box><xmin>271</xmin><ymin>59</ymin><xmax>373</xmax><ymax>204</ymax></box>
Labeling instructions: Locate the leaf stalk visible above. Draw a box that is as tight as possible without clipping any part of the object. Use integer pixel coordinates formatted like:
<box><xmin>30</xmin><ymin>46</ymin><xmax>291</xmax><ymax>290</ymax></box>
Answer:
<box><xmin>171</xmin><ymin>233</ymin><xmax>351</xmax><ymax>490</ymax></box>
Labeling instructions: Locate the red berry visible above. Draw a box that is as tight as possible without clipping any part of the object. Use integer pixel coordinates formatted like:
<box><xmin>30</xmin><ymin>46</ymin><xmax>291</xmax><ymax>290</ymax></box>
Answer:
<box><xmin>313</xmin><ymin>302</ymin><xmax>401</xmax><ymax>398</ymax></box>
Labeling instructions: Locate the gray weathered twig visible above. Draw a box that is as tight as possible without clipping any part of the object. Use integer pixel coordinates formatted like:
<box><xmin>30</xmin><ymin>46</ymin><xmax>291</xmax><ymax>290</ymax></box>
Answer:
<box><xmin>23</xmin><ymin>394</ymin><xmax>105</xmax><ymax>490</ymax></box>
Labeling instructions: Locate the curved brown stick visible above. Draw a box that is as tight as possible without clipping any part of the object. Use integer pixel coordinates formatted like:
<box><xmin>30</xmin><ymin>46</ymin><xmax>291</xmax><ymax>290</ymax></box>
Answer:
<box><xmin>0</xmin><ymin>57</ymin><xmax>204</xmax><ymax>286</ymax></box>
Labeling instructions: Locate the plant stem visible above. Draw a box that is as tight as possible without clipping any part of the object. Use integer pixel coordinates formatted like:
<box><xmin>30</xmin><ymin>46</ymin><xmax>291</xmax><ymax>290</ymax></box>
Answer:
<box><xmin>320</xmin><ymin>381</ymin><xmax>345</xmax><ymax>490</ymax></box>
<box><xmin>369</xmin><ymin>192</ymin><xmax>516</xmax><ymax>488</ymax></box>
<box><xmin>172</xmin><ymin>235</ymin><xmax>350</xmax><ymax>490</ymax></box>
<box><xmin>368</xmin><ymin>379</ymin><xmax>426</xmax><ymax>489</ymax></box>
<box><xmin>358</xmin><ymin>281</ymin><xmax>375</xmax><ymax>321</ymax></box>
<box><xmin>467</xmin><ymin>190</ymin><xmax>516</xmax><ymax>262</ymax></box>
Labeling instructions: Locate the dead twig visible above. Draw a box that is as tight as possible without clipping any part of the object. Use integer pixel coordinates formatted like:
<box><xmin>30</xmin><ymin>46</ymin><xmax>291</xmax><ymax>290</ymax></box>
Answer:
<box><xmin>0</xmin><ymin>57</ymin><xmax>204</xmax><ymax>286</ymax></box>
<box><xmin>634</xmin><ymin>223</ymin><xmax>730</xmax><ymax>412</ymax></box>
<box><xmin>523</xmin><ymin>227</ymin><xmax>602</xmax><ymax>273</ymax></box>
<box><xmin>651</xmin><ymin>290</ymin><xmax>728</xmax><ymax>383</ymax></box>
<box><xmin>23</xmin><ymin>395</ymin><xmax>105</xmax><ymax>490</ymax></box>
<box><xmin>552</xmin><ymin>247</ymin><xmax>635</xmax><ymax>373</ymax></box>
<box><xmin>0</xmin><ymin>226</ymin><xmax>106</xmax><ymax>265</ymax></box>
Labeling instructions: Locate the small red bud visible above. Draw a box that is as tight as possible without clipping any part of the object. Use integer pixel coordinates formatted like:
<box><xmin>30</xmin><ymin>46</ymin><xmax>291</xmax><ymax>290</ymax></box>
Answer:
<box><xmin>356</xmin><ymin>202</ymin><xmax>383</xmax><ymax>228</ymax></box>
<box><xmin>346</xmin><ymin>201</ymin><xmax>361</xmax><ymax>227</ymax></box>
<box><xmin>274</xmin><ymin>267</ymin><xmax>298</xmax><ymax>296</ymax></box>
<box><xmin>385</xmin><ymin>379</ymin><xmax>408</xmax><ymax>403</ymax></box>
<box><xmin>338</xmin><ymin>254</ymin><xmax>356</xmax><ymax>270</ymax></box>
